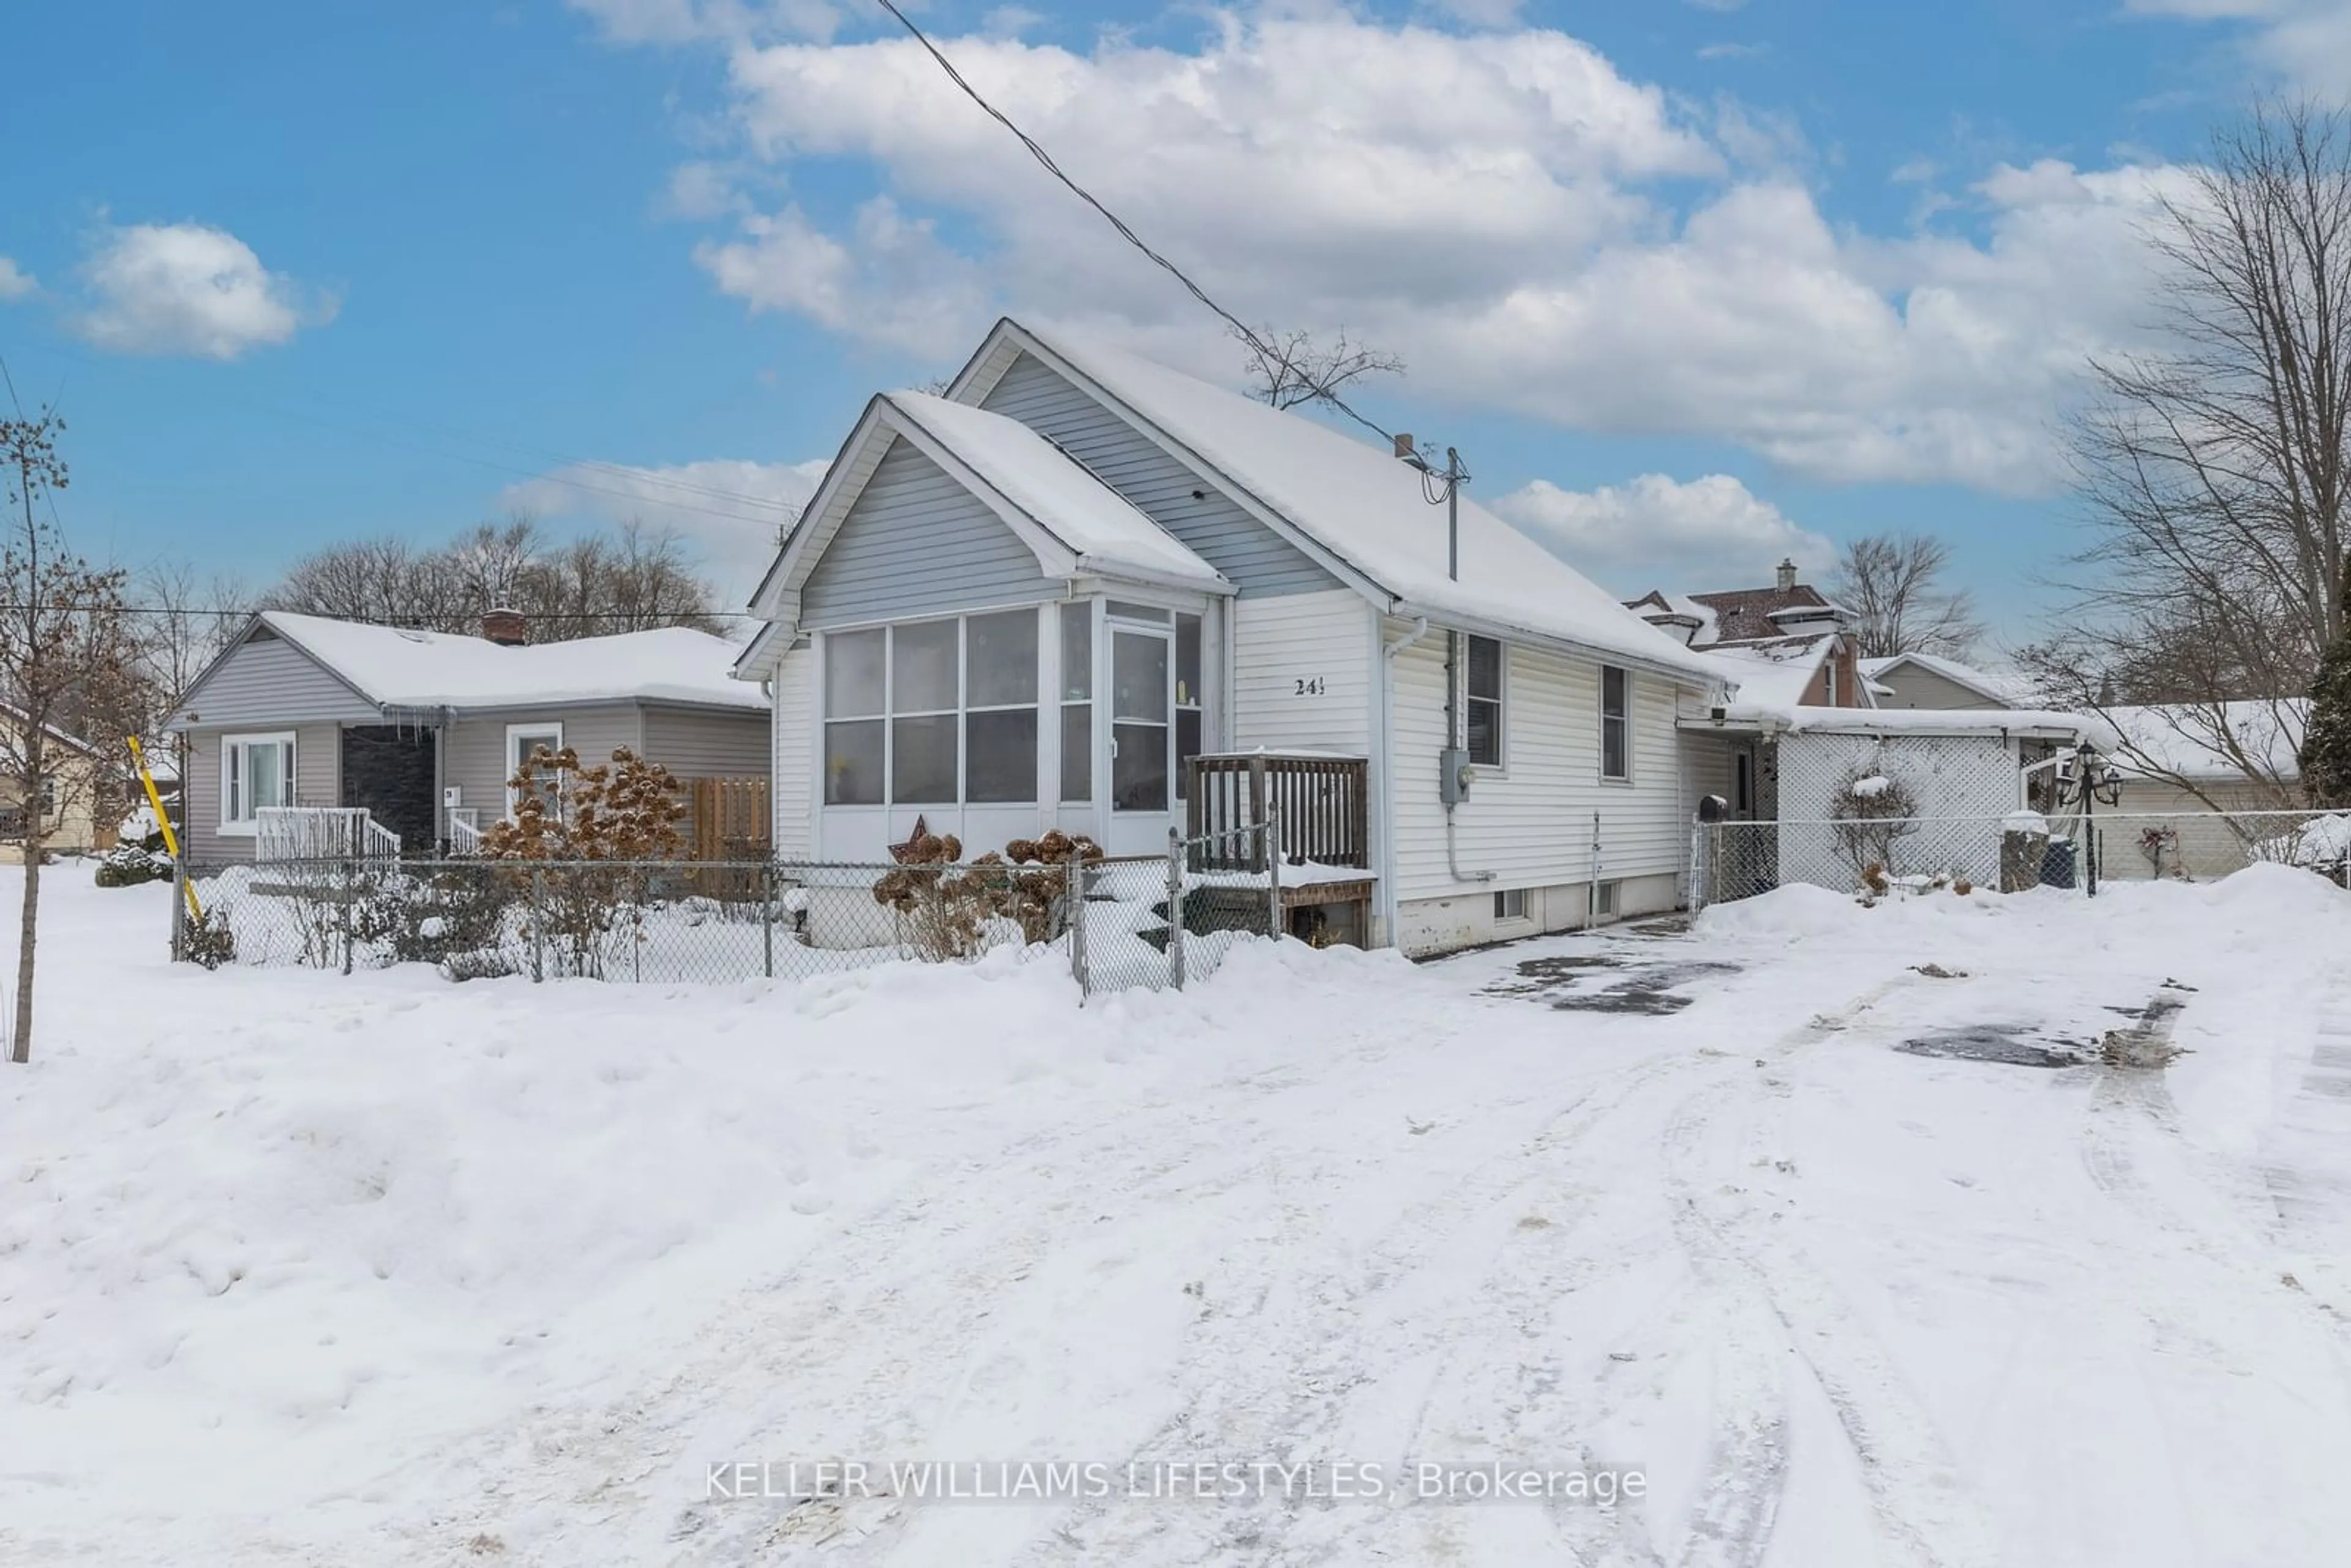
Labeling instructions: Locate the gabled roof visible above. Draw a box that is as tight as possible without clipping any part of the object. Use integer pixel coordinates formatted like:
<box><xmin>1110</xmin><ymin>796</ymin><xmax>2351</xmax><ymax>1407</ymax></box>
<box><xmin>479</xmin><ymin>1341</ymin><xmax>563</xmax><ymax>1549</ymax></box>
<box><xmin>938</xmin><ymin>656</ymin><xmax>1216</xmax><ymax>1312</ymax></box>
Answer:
<box><xmin>745</xmin><ymin>388</ymin><xmax>1230</xmax><ymax>655</ymax></box>
<box><xmin>0</xmin><ymin>704</ymin><xmax>107</xmax><ymax>761</ymax></box>
<box><xmin>948</xmin><ymin>319</ymin><xmax>1720</xmax><ymax>686</ymax></box>
<box><xmin>1857</xmin><ymin>651</ymin><xmax>2030</xmax><ymax>708</ymax></box>
<box><xmin>1703</xmin><ymin>638</ymin><xmax>1848</xmax><ymax>719</ymax></box>
<box><xmin>883</xmin><ymin>393</ymin><xmax>1225</xmax><ymax>591</ymax></box>
<box><xmin>1631</xmin><ymin>579</ymin><xmax>1849</xmax><ymax>651</ymax></box>
<box><xmin>178</xmin><ymin>612</ymin><xmax>765</xmax><ymax>720</ymax></box>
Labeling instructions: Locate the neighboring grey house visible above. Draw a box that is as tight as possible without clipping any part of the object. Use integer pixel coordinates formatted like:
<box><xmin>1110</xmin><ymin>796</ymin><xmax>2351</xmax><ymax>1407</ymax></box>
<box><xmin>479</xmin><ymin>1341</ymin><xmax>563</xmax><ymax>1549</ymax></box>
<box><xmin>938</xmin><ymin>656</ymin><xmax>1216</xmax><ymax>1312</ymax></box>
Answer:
<box><xmin>166</xmin><ymin>610</ymin><xmax>767</xmax><ymax>861</ymax></box>
<box><xmin>732</xmin><ymin>317</ymin><xmax>1731</xmax><ymax>956</ymax></box>
<box><xmin>1858</xmin><ymin>651</ymin><xmax>2027</xmax><ymax>711</ymax></box>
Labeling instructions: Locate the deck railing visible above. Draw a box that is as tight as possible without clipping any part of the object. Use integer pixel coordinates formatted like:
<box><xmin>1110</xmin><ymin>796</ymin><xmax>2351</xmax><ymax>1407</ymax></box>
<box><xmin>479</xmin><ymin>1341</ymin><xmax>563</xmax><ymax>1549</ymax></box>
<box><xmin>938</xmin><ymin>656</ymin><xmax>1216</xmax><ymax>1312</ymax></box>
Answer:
<box><xmin>256</xmin><ymin>806</ymin><xmax>403</xmax><ymax>866</ymax></box>
<box><xmin>446</xmin><ymin>807</ymin><xmax>484</xmax><ymax>855</ymax></box>
<box><xmin>1187</xmin><ymin>751</ymin><xmax>1368</xmax><ymax>872</ymax></box>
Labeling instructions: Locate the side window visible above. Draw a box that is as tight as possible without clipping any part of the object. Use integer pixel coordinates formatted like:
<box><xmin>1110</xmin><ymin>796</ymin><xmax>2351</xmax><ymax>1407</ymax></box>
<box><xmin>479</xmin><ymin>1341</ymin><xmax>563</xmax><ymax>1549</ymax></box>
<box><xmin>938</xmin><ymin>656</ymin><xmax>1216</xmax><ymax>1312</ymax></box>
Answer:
<box><xmin>1059</xmin><ymin>602</ymin><xmax>1092</xmax><ymax>802</ymax></box>
<box><xmin>222</xmin><ymin>733</ymin><xmax>296</xmax><ymax>828</ymax></box>
<box><xmin>1464</xmin><ymin>636</ymin><xmax>1503</xmax><ymax>767</ymax></box>
<box><xmin>822</xmin><ymin>627</ymin><xmax>887</xmax><ymax>806</ymax></box>
<box><xmin>1600</xmin><ymin>666</ymin><xmax>1630</xmax><ymax>781</ymax></box>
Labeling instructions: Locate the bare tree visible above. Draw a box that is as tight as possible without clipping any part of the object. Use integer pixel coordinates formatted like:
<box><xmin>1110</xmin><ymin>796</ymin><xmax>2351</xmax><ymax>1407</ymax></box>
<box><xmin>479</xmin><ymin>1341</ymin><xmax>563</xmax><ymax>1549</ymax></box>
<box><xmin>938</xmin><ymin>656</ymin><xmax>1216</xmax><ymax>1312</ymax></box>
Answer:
<box><xmin>1234</xmin><ymin>325</ymin><xmax>1404</xmax><ymax>412</ymax></box>
<box><xmin>514</xmin><ymin>519</ymin><xmax>719</xmax><ymax>637</ymax></box>
<box><xmin>2051</xmin><ymin>100</ymin><xmax>2351</xmax><ymax>801</ymax></box>
<box><xmin>135</xmin><ymin>557</ymin><xmax>250</xmax><ymax>716</ymax></box>
<box><xmin>1</xmin><ymin>407</ymin><xmax>143</xmax><ymax>1063</ymax></box>
<box><xmin>263</xmin><ymin>515</ymin><xmax>717</xmax><ymax>640</ymax></box>
<box><xmin>1826</xmin><ymin>532</ymin><xmax>1985</xmax><ymax>660</ymax></box>
<box><xmin>442</xmin><ymin>511</ymin><xmax>541</xmax><ymax>613</ymax></box>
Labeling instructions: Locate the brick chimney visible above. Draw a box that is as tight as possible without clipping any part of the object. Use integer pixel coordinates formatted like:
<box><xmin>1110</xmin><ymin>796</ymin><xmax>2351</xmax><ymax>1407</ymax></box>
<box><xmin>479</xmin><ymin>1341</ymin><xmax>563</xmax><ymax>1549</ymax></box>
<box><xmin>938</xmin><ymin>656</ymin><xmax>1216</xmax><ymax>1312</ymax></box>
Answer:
<box><xmin>1775</xmin><ymin>558</ymin><xmax>1798</xmax><ymax>593</ymax></box>
<box><xmin>481</xmin><ymin>606</ymin><xmax>527</xmax><ymax>647</ymax></box>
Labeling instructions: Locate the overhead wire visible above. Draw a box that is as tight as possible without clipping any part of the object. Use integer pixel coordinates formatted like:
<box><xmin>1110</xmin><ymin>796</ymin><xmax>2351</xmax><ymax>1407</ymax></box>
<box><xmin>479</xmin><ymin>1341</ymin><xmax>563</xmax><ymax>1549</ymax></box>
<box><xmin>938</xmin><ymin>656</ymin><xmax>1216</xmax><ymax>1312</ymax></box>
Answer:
<box><xmin>866</xmin><ymin>0</ymin><xmax>1403</xmax><ymax>449</ymax></box>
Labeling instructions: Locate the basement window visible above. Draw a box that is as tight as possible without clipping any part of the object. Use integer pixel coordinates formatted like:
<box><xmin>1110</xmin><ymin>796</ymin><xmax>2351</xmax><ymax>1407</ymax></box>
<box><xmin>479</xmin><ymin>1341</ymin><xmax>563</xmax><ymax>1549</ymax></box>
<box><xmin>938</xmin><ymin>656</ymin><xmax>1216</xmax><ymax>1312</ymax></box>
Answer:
<box><xmin>1494</xmin><ymin>887</ymin><xmax>1527</xmax><ymax>921</ymax></box>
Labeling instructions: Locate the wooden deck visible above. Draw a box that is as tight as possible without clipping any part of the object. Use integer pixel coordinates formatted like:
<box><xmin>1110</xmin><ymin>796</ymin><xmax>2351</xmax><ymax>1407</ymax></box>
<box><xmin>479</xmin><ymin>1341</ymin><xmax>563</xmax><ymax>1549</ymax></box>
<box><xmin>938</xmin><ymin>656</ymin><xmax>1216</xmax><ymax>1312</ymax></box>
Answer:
<box><xmin>1187</xmin><ymin>751</ymin><xmax>1369</xmax><ymax>872</ymax></box>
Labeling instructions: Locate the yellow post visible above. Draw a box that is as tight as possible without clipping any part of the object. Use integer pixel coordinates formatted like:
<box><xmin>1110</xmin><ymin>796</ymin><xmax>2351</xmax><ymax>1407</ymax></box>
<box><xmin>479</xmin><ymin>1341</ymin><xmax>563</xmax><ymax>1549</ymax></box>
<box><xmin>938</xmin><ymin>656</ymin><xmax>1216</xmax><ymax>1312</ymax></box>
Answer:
<box><xmin>126</xmin><ymin>736</ymin><xmax>200</xmax><ymax>921</ymax></box>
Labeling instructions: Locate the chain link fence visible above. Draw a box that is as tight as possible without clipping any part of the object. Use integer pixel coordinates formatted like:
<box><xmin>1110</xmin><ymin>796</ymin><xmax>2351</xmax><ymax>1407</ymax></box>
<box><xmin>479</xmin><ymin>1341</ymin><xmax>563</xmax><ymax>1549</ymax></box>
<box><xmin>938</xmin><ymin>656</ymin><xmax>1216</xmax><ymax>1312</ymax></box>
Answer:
<box><xmin>173</xmin><ymin>824</ymin><xmax>1292</xmax><ymax>999</ymax></box>
<box><xmin>1070</xmin><ymin>825</ymin><xmax>1279</xmax><ymax>997</ymax></box>
<box><xmin>1692</xmin><ymin>807</ymin><xmax>2351</xmax><ymax>909</ymax></box>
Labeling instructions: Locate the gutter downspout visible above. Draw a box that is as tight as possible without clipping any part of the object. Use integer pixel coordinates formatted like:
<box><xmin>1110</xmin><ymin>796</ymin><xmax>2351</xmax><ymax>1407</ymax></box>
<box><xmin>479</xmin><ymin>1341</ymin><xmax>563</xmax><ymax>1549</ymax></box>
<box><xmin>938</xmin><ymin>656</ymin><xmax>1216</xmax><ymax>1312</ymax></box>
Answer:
<box><xmin>1379</xmin><ymin>615</ymin><xmax>1431</xmax><ymax>946</ymax></box>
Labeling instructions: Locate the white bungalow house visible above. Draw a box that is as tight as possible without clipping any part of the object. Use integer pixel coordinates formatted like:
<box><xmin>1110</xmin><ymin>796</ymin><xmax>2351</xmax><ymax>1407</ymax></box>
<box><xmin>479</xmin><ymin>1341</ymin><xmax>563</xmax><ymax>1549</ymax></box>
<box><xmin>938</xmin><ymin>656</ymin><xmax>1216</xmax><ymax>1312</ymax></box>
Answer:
<box><xmin>732</xmin><ymin>318</ymin><xmax>1730</xmax><ymax>956</ymax></box>
<box><xmin>166</xmin><ymin>609</ymin><xmax>768</xmax><ymax>861</ymax></box>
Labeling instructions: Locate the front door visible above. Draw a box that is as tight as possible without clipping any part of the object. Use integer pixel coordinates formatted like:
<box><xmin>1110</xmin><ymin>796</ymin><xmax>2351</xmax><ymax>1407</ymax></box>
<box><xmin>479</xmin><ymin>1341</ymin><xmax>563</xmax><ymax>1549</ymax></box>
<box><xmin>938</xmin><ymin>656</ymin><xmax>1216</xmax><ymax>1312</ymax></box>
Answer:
<box><xmin>1108</xmin><ymin>626</ymin><xmax>1173</xmax><ymax>854</ymax></box>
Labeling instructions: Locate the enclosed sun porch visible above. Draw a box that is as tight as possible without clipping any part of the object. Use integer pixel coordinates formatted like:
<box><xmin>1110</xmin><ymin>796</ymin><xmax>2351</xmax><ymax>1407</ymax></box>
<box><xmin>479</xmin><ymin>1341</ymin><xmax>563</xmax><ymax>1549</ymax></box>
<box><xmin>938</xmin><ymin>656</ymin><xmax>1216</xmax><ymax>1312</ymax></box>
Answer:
<box><xmin>801</xmin><ymin>594</ymin><xmax>1373</xmax><ymax>940</ymax></box>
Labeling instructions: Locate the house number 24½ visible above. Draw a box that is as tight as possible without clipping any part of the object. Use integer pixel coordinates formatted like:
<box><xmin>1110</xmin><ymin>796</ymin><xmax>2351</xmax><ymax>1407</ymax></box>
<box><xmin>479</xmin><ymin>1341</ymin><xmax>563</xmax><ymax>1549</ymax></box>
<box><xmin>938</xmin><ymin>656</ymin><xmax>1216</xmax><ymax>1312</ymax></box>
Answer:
<box><xmin>1294</xmin><ymin>677</ymin><xmax>1327</xmax><ymax>697</ymax></box>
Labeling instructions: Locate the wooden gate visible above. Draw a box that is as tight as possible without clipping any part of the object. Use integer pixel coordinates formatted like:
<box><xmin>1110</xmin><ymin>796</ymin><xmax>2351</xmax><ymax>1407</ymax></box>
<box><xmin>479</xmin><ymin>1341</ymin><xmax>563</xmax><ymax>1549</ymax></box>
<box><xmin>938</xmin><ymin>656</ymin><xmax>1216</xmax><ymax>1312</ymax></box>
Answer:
<box><xmin>689</xmin><ymin>776</ymin><xmax>771</xmax><ymax>861</ymax></box>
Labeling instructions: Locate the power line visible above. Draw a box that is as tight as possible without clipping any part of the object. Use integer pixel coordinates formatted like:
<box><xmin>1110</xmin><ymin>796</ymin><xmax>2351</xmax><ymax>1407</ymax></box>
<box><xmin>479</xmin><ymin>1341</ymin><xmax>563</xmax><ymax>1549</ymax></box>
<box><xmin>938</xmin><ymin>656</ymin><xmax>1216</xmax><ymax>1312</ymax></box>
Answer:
<box><xmin>866</xmin><ymin>0</ymin><xmax>1401</xmax><ymax>448</ymax></box>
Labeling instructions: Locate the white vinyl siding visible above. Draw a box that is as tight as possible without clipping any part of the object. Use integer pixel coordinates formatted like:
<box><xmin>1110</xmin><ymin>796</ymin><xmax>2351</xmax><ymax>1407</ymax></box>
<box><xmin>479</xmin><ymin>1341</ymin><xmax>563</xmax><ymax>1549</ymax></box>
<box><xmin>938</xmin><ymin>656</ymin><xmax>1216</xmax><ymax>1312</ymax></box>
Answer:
<box><xmin>1388</xmin><ymin>626</ymin><xmax>1687</xmax><ymax>907</ymax></box>
<box><xmin>771</xmin><ymin>642</ymin><xmax>816</xmax><ymax>858</ymax></box>
<box><xmin>977</xmin><ymin>351</ymin><xmax>1338</xmax><ymax>596</ymax></box>
<box><xmin>801</xmin><ymin>438</ymin><xmax>1059</xmax><ymax>629</ymax></box>
<box><xmin>1229</xmin><ymin>590</ymin><xmax>1373</xmax><ymax>755</ymax></box>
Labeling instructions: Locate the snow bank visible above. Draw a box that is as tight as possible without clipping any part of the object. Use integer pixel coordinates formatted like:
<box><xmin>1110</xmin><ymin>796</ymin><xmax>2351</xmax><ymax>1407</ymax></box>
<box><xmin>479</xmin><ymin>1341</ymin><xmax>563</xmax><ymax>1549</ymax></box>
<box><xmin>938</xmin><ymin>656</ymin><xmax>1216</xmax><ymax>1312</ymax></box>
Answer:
<box><xmin>1693</xmin><ymin>881</ymin><xmax>1862</xmax><ymax>941</ymax></box>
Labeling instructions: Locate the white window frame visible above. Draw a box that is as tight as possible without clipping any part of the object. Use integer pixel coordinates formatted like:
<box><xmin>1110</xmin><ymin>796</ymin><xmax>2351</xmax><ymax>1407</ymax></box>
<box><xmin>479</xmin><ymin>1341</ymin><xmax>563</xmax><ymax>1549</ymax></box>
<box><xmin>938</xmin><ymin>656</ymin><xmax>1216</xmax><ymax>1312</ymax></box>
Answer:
<box><xmin>504</xmin><ymin>721</ymin><xmax>566</xmax><ymax>820</ymax></box>
<box><xmin>219</xmin><ymin>730</ymin><xmax>298</xmax><ymax>836</ymax></box>
<box><xmin>1600</xmin><ymin>665</ymin><xmax>1632</xmax><ymax>782</ymax></box>
<box><xmin>1493</xmin><ymin>887</ymin><xmax>1528</xmax><ymax>922</ymax></box>
<box><xmin>1463</xmin><ymin>634</ymin><xmax>1506</xmax><ymax>770</ymax></box>
<box><xmin>818</xmin><ymin>610</ymin><xmax>1051</xmax><ymax>811</ymax></box>
<box><xmin>961</xmin><ymin>609</ymin><xmax>1042</xmax><ymax>806</ymax></box>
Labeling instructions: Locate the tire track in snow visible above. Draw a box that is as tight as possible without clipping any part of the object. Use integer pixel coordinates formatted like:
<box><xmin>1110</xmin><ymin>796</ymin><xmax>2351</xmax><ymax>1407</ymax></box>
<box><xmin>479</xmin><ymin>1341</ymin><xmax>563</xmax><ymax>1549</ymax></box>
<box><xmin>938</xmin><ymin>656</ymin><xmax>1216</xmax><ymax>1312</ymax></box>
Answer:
<box><xmin>1660</xmin><ymin>978</ymin><xmax>2005</xmax><ymax>1568</ymax></box>
<box><xmin>1030</xmin><ymin>1046</ymin><xmax>1709</xmax><ymax>1568</ymax></box>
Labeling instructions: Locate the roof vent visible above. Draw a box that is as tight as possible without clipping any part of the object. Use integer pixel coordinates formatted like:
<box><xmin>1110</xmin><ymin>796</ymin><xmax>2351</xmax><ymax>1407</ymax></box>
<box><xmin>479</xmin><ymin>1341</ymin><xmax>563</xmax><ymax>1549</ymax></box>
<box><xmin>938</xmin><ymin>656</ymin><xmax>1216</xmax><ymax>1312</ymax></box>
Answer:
<box><xmin>481</xmin><ymin>606</ymin><xmax>527</xmax><ymax>647</ymax></box>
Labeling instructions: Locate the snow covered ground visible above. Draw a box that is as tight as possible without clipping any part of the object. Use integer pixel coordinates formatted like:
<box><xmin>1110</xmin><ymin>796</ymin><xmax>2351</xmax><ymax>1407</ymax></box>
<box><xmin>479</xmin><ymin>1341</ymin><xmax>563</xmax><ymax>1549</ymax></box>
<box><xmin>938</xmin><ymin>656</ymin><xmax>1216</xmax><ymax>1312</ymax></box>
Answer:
<box><xmin>6</xmin><ymin>864</ymin><xmax>2351</xmax><ymax>1565</ymax></box>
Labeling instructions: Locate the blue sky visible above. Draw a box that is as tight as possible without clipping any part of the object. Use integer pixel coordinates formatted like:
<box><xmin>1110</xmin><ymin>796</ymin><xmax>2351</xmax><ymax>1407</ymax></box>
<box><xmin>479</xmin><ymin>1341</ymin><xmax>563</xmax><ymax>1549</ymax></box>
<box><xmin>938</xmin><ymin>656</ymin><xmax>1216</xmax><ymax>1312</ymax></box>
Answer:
<box><xmin>0</xmin><ymin>1</ymin><xmax>2314</xmax><ymax>639</ymax></box>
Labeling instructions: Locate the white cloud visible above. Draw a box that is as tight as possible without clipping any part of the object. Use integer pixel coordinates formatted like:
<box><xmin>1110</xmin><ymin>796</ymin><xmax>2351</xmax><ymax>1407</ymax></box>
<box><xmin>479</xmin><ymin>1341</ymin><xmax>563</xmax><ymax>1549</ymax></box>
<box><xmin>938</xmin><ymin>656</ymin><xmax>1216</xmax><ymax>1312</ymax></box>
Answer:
<box><xmin>569</xmin><ymin>0</ymin><xmax>839</xmax><ymax>44</ymax></box>
<box><xmin>73</xmin><ymin>222</ymin><xmax>329</xmax><ymax>359</ymax></box>
<box><xmin>659</xmin><ymin>161</ymin><xmax>748</xmax><ymax>220</ymax></box>
<box><xmin>0</xmin><ymin>257</ymin><xmax>35</xmax><ymax>301</ymax></box>
<box><xmin>1697</xmin><ymin>42</ymin><xmax>1769</xmax><ymax>60</ymax></box>
<box><xmin>501</xmin><ymin>456</ymin><xmax>829</xmax><ymax>605</ymax></box>
<box><xmin>2127</xmin><ymin>0</ymin><xmax>2351</xmax><ymax>91</ymax></box>
<box><xmin>694</xmin><ymin>197</ymin><xmax>988</xmax><ymax>354</ymax></box>
<box><xmin>1491</xmin><ymin>473</ymin><xmax>1831</xmax><ymax>592</ymax></box>
<box><xmin>640</xmin><ymin>14</ymin><xmax>2195</xmax><ymax>491</ymax></box>
<box><xmin>981</xmin><ymin>7</ymin><xmax>1046</xmax><ymax>39</ymax></box>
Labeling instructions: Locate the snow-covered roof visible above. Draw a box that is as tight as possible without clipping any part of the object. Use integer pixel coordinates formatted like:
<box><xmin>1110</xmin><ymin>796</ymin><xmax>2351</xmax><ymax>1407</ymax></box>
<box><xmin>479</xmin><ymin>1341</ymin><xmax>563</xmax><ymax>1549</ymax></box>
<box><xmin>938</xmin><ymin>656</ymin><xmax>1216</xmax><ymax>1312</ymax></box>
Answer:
<box><xmin>2101</xmin><ymin>700</ymin><xmax>2306</xmax><ymax>781</ymax></box>
<box><xmin>1703</xmin><ymin>640</ymin><xmax>1839</xmax><ymax>718</ymax></box>
<box><xmin>881</xmin><ymin>392</ymin><xmax>1226</xmax><ymax>592</ymax></box>
<box><xmin>0</xmin><ymin>703</ymin><xmax>107</xmax><ymax>761</ymax></box>
<box><xmin>233</xmin><ymin>612</ymin><xmax>767</xmax><ymax>713</ymax></box>
<box><xmin>1772</xmin><ymin>705</ymin><xmax>2121</xmax><ymax>748</ymax></box>
<box><xmin>1002</xmin><ymin>322</ymin><xmax>1720</xmax><ymax>685</ymax></box>
<box><xmin>1858</xmin><ymin>651</ymin><xmax>2034</xmax><ymax>707</ymax></box>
